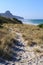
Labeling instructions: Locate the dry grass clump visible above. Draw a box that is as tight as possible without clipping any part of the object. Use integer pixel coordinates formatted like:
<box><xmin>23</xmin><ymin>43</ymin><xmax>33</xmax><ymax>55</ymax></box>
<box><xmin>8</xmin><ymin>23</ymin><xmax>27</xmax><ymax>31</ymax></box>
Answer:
<box><xmin>0</xmin><ymin>36</ymin><xmax>15</xmax><ymax>60</ymax></box>
<box><xmin>0</xmin><ymin>27</ymin><xmax>16</xmax><ymax>60</ymax></box>
<box><xmin>34</xmin><ymin>48</ymin><xmax>42</xmax><ymax>53</ymax></box>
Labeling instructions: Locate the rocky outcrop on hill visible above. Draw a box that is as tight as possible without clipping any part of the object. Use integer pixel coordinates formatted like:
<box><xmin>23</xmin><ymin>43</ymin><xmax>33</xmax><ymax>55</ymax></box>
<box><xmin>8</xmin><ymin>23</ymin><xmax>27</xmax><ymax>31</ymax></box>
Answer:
<box><xmin>0</xmin><ymin>11</ymin><xmax>24</xmax><ymax>19</ymax></box>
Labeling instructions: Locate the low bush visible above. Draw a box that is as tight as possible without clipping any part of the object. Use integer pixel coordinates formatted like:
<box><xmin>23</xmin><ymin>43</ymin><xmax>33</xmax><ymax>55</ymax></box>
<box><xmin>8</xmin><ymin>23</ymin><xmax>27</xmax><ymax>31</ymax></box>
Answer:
<box><xmin>38</xmin><ymin>24</ymin><xmax>43</xmax><ymax>28</ymax></box>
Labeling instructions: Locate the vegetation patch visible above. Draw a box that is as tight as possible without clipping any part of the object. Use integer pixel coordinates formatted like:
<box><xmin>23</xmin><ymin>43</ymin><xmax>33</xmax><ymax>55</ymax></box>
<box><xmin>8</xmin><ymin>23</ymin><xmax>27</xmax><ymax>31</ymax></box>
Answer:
<box><xmin>0</xmin><ymin>16</ymin><xmax>22</xmax><ymax>24</ymax></box>
<box><xmin>38</xmin><ymin>24</ymin><xmax>43</xmax><ymax>28</ymax></box>
<box><xmin>0</xmin><ymin>20</ymin><xmax>43</xmax><ymax>61</ymax></box>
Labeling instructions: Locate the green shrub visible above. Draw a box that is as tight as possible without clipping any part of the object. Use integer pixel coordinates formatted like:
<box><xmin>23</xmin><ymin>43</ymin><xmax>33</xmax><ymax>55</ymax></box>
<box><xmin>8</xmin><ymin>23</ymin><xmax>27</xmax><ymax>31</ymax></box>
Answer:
<box><xmin>38</xmin><ymin>24</ymin><xmax>43</xmax><ymax>28</ymax></box>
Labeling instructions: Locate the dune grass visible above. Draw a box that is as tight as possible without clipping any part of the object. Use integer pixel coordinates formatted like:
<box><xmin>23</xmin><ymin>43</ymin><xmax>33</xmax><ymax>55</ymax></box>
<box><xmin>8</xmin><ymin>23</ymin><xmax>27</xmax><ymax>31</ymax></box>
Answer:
<box><xmin>0</xmin><ymin>23</ymin><xmax>43</xmax><ymax>60</ymax></box>
<box><xmin>2</xmin><ymin>23</ymin><xmax>43</xmax><ymax>46</ymax></box>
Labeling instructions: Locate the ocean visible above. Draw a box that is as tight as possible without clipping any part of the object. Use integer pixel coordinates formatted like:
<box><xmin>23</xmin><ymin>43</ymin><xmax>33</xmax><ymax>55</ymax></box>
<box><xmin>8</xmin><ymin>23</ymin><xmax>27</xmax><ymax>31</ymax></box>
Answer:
<box><xmin>22</xmin><ymin>19</ymin><xmax>43</xmax><ymax>25</ymax></box>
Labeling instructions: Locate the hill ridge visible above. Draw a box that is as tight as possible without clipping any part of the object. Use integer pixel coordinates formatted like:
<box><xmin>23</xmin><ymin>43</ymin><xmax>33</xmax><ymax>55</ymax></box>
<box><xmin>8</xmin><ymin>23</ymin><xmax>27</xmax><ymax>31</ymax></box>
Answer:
<box><xmin>0</xmin><ymin>10</ymin><xmax>24</xmax><ymax>19</ymax></box>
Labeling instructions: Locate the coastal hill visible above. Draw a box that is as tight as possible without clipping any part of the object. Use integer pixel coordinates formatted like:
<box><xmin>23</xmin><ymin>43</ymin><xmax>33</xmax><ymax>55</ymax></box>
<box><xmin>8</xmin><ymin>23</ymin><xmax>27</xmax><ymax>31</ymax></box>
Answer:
<box><xmin>0</xmin><ymin>11</ymin><xmax>24</xmax><ymax>19</ymax></box>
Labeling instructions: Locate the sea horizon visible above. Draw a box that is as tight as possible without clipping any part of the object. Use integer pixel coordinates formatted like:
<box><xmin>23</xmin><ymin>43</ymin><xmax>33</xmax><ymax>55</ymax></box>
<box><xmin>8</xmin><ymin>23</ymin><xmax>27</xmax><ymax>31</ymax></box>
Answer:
<box><xmin>21</xmin><ymin>19</ymin><xmax>43</xmax><ymax>25</ymax></box>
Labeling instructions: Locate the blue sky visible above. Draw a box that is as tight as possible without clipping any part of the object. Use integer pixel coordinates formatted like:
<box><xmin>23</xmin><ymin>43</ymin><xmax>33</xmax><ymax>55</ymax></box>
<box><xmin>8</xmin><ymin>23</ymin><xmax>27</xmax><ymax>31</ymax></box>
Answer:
<box><xmin>0</xmin><ymin>0</ymin><xmax>43</xmax><ymax>19</ymax></box>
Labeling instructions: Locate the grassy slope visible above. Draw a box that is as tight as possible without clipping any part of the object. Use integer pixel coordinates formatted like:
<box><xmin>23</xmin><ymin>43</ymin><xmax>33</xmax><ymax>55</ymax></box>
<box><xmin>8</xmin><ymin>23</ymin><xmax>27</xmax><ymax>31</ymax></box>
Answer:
<box><xmin>0</xmin><ymin>16</ymin><xmax>22</xmax><ymax>24</ymax></box>
<box><xmin>12</xmin><ymin>24</ymin><xmax>43</xmax><ymax>45</ymax></box>
<box><xmin>0</xmin><ymin>19</ymin><xmax>43</xmax><ymax>60</ymax></box>
<box><xmin>1</xmin><ymin>23</ymin><xmax>43</xmax><ymax>46</ymax></box>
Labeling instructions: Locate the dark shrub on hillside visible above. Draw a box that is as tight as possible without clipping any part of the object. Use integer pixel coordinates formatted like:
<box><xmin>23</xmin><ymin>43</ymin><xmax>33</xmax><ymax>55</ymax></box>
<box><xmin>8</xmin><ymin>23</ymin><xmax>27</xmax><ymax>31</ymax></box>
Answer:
<box><xmin>38</xmin><ymin>24</ymin><xmax>43</xmax><ymax>28</ymax></box>
<box><xmin>0</xmin><ymin>16</ymin><xmax>22</xmax><ymax>24</ymax></box>
<box><xmin>13</xmin><ymin>18</ymin><xmax>22</xmax><ymax>24</ymax></box>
